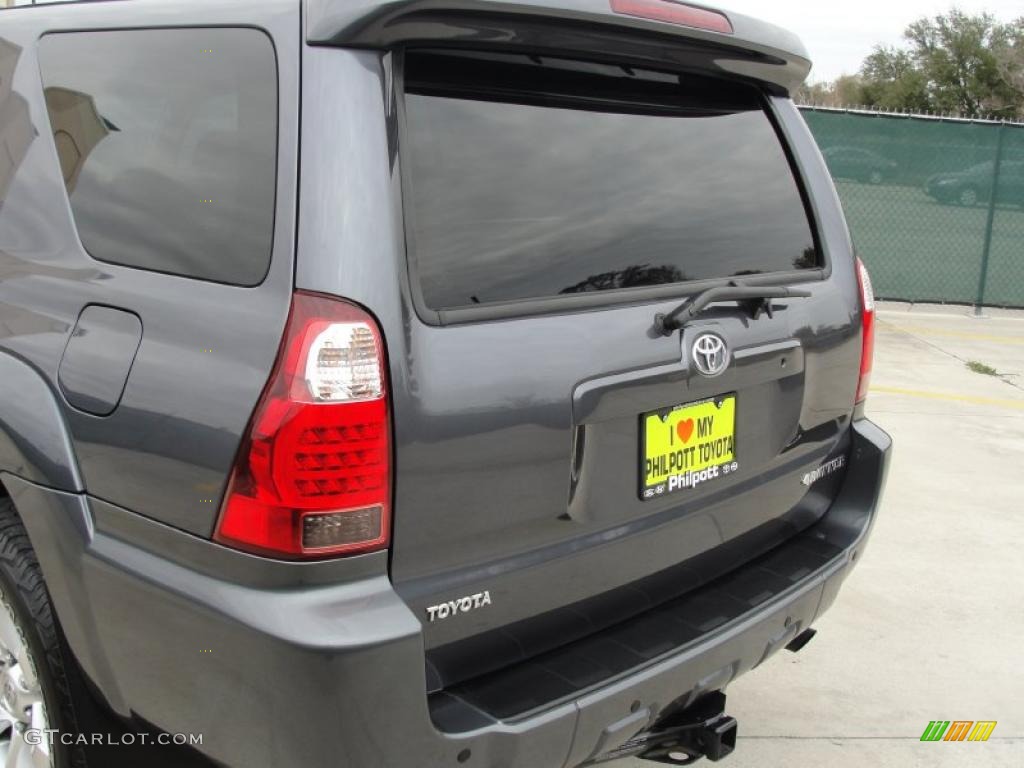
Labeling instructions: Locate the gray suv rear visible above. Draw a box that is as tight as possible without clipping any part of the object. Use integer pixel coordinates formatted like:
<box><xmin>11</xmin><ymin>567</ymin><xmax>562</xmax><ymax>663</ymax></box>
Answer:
<box><xmin>0</xmin><ymin>1</ymin><xmax>890</xmax><ymax>766</ymax></box>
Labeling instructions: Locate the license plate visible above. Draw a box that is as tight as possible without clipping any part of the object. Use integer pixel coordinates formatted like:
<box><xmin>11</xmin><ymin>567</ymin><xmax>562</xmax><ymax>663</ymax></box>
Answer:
<box><xmin>640</xmin><ymin>393</ymin><xmax>738</xmax><ymax>500</ymax></box>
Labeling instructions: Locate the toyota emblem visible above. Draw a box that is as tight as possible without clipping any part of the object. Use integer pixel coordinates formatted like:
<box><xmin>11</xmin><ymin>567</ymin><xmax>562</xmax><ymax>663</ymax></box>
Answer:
<box><xmin>691</xmin><ymin>333</ymin><xmax>729</xmax><ymax>377</ymax></box>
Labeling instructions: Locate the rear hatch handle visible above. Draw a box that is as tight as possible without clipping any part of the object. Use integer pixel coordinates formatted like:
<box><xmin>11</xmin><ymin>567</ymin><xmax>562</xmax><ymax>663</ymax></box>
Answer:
<box><xmin>654</xmin><ymin>282</ymin><xmax>811</xmax><ymax>335</ymax></box>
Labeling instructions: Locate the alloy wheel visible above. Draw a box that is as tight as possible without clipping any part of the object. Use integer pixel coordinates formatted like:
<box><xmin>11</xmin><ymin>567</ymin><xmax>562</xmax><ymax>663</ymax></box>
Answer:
<box><xmin>959</xmin><ymin>187</ymin><xmax>979</xmax><ymax>206</ymax></box>
<box><xmin>0</xmin><ymin>593</ymin><xmax>52</xmax><ymax>768</ymax></box>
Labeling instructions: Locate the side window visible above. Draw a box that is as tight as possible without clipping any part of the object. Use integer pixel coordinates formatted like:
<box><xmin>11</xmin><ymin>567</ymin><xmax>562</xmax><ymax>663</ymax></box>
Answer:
<box><xmin>38</xmin><ymin>28</ymin><xmax>277</xmax><ymax>285</ymax></box>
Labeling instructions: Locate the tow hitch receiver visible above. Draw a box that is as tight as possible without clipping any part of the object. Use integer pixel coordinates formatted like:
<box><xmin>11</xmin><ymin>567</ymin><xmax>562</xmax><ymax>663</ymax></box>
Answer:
<box><xmin>627</xmin><ymin>692</ymin><xmax>738</xmax><ymax>765</ymax></box>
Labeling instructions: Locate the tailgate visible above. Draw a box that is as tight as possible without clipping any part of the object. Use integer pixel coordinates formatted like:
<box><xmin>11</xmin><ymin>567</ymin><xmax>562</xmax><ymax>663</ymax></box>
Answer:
<box><xmin>385</xmin><ymin>48</ymin><xmax>861</xmax><ymax>690</ymax></box>
<box><xmin>310</xmin><ymin>14</ymin><xmax>864</xmax><ymax>692</ymax></box>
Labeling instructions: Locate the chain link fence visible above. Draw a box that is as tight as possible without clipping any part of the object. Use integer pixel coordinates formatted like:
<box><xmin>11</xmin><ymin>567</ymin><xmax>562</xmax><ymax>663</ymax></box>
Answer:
<box><xmin>799</xmin><ymin>107</ymin><xmax>1024</xmax><ymax>309</ymax></box>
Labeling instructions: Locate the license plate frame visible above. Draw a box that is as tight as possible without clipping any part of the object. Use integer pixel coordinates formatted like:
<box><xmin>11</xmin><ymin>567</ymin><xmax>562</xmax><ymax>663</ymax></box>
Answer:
<box><xmin>639</xmin><ymin>393</ymin><xmax>738</xmax><ymax>500</ymax></box>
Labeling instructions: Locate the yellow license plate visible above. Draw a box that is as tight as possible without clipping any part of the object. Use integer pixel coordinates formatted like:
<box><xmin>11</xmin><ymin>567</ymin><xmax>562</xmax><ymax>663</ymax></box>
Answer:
<box><xmin>640</xmin><ymin>394</ymin><xmax>738</xmax><ymax>500</ymax></box>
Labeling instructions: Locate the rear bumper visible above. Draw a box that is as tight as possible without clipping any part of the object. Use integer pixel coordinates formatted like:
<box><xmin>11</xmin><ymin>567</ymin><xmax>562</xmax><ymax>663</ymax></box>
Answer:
<box><xmin>8</xmin><ymin>418</ymin><xmax>890</xmax><ymax>768</ymax></box>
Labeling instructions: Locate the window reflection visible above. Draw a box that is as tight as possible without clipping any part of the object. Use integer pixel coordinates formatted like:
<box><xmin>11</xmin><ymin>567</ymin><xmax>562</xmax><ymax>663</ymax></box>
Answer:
<box><xmin>0</xmin><ymin>38</ymin><xmax>33</xmax><ymax>207</ymax></box>
<box><xmin>406</xmin><ymin>58</ymin><xmax>817</xmax><ymax>311</ymax></box>
<box><xmin>38</xmin><ymin>28</ymin><xmax>277</xmax><ymax>285</ymax></box>
<box><xmin>43</xmin><ymin>87</ymin><xmax>117</xmax><ymax>194</ymax></box>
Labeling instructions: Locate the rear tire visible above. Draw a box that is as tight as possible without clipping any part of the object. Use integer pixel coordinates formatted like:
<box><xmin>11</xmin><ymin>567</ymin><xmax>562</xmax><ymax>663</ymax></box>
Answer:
<box><xmin>0</xmin><ymin>496</ymin><xmax>82</xmax><ymax>768</ymax></box>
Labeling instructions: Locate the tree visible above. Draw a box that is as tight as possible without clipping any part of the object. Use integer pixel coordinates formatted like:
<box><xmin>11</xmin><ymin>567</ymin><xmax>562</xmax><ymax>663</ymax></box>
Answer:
<box><xmin>906</xmin><ymin>10</ymin><xmax>1017</xmax><ymax>116</ymax></box>
<box><xmin>859</xmin><ymin>47</ymin><xmax>930</xmax><ymax>111</ymax></box>
<box><xmin>833</xmin><ymin>74</ymin><xmax>867</xmax><ymax>105</ymax></box>
<box><xmin>993</xmin><ymin>17</ymin><xmax>1024</xmax><ymax>110</ymax></box>
<box><xmin>856</xmin><ymin>9</ymin><xmax>1024</xmax><ymax>118</ymax></box>
<box><xmin>796</xmin><ymin>75</ymin><xmax>869</xmax><ymax>107</ymax></box>
<box><xmin>794</xmin><ymin>81</ymin><xmax>836</xmax><ymax>106</ymax></box>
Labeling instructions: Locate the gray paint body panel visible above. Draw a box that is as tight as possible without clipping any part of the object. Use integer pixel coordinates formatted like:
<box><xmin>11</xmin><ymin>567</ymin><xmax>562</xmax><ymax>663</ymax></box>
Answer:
<box><xmin>294</xmin><ymin>43</ymin><xmax>865</xmax><ymax>678</ymax></box>
<box><xmin>0</xmin><ymin>0</ymin><xmax>301</xmax><ymax>536</ymax></box>
<box><xmin>2</xmin><ymin>419</ymin><xmax>889</xmax><ymax>768</ymax></box>
<box><xmin>0</xmin><ymin>2</ymin><xmax>892</xmax><ymax>766</ymax></box>
<box><xmin>58</xmin><ymin>305</ymin><xmax>142</xmax><ymax>417</ymax></box>
<box><xmin>0</xmin><ymin>352</ymin><xmax>82</xmax><ymax>490</ymax></box>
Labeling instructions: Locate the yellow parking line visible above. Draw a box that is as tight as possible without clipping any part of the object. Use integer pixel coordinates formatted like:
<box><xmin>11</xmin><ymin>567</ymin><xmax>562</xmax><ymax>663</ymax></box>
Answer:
<box><xmin>872</xmin><ymin>385</ymin><xmax>1024</xmax><ymax>410</ymax></box>
<box><xmin>877</xmin><ymin>323</ymin><xmax>1024</xmax><ymax>345</ymax></box>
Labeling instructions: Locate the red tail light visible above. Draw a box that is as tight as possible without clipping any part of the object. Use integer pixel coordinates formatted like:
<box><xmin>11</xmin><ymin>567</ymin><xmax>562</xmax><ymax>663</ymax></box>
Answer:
<box><xmin>610</xmin><ymin>0</ymin><xmax>733</xmax><ymax>34</ymax></box>
<box><xmin>215</xmin><ymin>292</ymin><xmax>391</xmax><ymax>558</ymax></box>
<box><xmin>855</xmin><ymin>258</ymin><xmax>875</xmax><ymax>404</ymax></box>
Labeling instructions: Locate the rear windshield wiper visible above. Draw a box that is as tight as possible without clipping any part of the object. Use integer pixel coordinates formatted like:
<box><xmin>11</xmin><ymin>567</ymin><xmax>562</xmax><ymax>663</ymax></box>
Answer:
<box><xmin>655</xmin><ymin>282</ymin><xmax>812</xmax><ymax>335</ymax></box>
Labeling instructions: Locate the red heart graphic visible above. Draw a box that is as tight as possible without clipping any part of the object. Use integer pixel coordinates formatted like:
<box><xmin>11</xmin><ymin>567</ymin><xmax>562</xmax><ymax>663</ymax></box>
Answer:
<box><xmin>677</xmin><ymin>419</ymin><xmax>695</xmax><ymax>443</ymax></box>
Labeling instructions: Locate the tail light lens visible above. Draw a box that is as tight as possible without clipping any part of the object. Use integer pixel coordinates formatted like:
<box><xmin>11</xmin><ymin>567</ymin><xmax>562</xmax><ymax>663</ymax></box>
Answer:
<box><xmin>215</xmin><ymin>292</ymin><xmax>391</xmax><ymax>558</ymax></box>
<box><xmin>855</xmin><ymin>258</ymin><xmax>875</xmax><ymax>404</ymax></box>
<box><xmin>610</xmin><ymin>0</ymin><xmax>733</xmax><ymax>34</ymax></box>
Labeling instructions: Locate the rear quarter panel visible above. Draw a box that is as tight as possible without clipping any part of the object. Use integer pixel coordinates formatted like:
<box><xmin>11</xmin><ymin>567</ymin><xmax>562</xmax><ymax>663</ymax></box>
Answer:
<box><xmin>0</xmin><ymin>0</ymin><xmax>300</xmax><ymax>536</ymax></box>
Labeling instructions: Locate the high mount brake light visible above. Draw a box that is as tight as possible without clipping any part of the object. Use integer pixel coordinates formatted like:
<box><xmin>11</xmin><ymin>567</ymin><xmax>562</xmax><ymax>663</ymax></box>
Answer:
<box><xmin>855</xmin><ymin>258</ymin><xmax>875</xmax><ymax>404</ymax></box>
<box><xmin>609</xmin><ymin>0</ymin><xmax>733</xmax><ymax>34</ymax></box>
<box><xmin>215</xmin><ymin>292</ymin><xmax>391</xmax><ymax>558</ymax></box>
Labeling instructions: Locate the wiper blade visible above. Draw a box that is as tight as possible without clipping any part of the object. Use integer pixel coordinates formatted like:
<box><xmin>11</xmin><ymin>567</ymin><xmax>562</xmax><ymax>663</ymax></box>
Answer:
<box><xmin>655</xmin><ymin>283</ymin><xmax>811</xmax><ymax>335</ymax></box>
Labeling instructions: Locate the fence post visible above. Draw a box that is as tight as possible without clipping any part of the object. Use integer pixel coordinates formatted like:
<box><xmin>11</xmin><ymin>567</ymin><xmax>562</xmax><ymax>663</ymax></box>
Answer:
<box><xmin>975</xmin><ymin>122</ymin><xmax>1006</xmax><ymax>315</ymax></box>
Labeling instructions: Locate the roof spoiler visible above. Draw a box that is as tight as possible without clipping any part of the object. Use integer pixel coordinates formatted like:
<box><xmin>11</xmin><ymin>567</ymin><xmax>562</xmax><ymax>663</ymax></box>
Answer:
<box><xmin>305</xmin><ymin>0</ymin><xmax>812</xmax><ymax>93</ymax></box>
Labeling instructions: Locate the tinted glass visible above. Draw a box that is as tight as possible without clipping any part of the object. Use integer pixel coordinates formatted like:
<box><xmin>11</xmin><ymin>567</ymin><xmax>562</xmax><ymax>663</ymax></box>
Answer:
<box><xmin>404</xmin><ymin>53</ymin><xmax>817</xmax><ymax>310</ymax></box>
<box><xmin>39</xmin><ymin>29</ymin><xmax>277</xmax><ymax>285</ymax></box>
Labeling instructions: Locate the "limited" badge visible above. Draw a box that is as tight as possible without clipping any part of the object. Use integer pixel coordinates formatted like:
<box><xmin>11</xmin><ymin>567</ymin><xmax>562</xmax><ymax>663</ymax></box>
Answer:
<box><xmin>801</xmin><ymin>455</ymin><xmax>846</xmax><ymax>486</ymax></box>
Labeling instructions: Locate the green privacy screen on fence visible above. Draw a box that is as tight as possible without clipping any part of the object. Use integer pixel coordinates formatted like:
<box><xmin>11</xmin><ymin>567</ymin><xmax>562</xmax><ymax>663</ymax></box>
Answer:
<box><xmin>798</xmin><ymin>108</ymin><xmax>1024</xmax><ymax>308</ymax></box>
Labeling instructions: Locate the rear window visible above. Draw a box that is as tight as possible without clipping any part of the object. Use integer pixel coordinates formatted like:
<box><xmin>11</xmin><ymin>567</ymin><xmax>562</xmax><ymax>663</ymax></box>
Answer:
<box><xmin>39</xmin><ymin>28</ymin><xmax>277</xmax><ymax>285</ymax></box>
<box><xmin>403</xmin><ymin>51</ymin><xmax>818</xmax><ymax>311</ymax></box>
